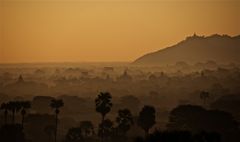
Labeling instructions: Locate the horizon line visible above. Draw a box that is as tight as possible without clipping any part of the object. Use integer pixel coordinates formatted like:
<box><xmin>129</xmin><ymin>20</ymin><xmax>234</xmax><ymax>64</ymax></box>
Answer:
<box><xmin>0</xmin><ymin>61</ymin><xmax>132</xmax><ymax>65</ymax></box>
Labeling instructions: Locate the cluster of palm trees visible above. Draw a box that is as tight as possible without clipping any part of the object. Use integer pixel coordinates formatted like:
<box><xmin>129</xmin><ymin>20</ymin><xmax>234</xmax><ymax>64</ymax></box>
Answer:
<box><xmin>1</xmin><ymin>93</ymin><xmax>156</xmax><ymax>142</ymax></box>
<box><xmin>0</xmin><ymin>101</ymin><xmax>31</xmax><ymax>127</ymax></box>
<box><xmin>94</xmin><ymin>92</ymin><xmax>156</xmax><ymax>142</ymax></box>
<box><xmin>65</xmin><ymin>92</ymin><xmax>156</xmax><ymax>142</ymax></box>
<box><xmin>0</xmin><ymin>99</ymin><xmax>64</xmax><ymax>142</ymax></box>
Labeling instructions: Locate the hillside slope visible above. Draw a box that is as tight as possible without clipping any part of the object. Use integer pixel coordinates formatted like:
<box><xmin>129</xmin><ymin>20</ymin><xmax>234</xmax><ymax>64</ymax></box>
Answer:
<box><xmin>133</xmin><ymin>34</ymin><xmax>240</xmax><ymax>65</ymax></box>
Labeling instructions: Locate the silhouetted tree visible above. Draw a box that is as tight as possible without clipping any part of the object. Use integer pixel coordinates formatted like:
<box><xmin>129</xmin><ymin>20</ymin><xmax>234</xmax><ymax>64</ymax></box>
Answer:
<box><xmin>0</xmin><ymin>103</ymin><xmax>10</xmax><ymax>124</ymax></box>
<box><xmin>20</xmin><ymin>101</ymin><xmax>31</xmax><ymax>128</ymax></box>
<box><xmin>167</xmin><ymin>105</ymin><xmax>206</xmax><ymax>131</ymax></box>
<box><xmin>116</xmin><ymin>109</ymin><xmax>134</xmax><ymax>137</ymax></box>
<box><xmin>138</xmin><ymin>105</ymin><xmax>156</xmax><ymax>136</ymax></box>
<box><xmin>79</xmin><ymin>121</ymin><xmax>94</xmax><ymax>138</ymax></box>
<box><xmin>8</xmin><ymin>101</ymin><xmax>22</xmax><ymax>124</ymax></box>
<box><xmin>50</xmin><ymin>99</ymin><xmax>64</xmax><ymax>142</ymax></box>
<box><xmin>200</xmin><ymin>91</ymin><xmax>210</xmax><ymax>105</ymax></box>
<box><xmin>95</xmin><ymin>92</ymin><xmax>112</xmax><ymax>142</ymax></box>
<box><xmin>167</xmin><ymin>105</ymin><xmax>240</xmax><ymax>142</ymax></box>
<box><xmin>65</xmin><ymin>127</ymin><xmax>83</xmax><ymax>142</ymax></box>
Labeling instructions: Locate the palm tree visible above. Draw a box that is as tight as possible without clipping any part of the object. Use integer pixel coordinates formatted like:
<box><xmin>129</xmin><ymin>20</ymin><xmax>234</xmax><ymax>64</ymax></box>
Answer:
<box><xmin>95</xmin><ymin>92</ymin><xmax>113</xmax><ymax>142</ymax></box>
<box><xmin>138</xmin><ymin>105</ymin><xmax>156</xmax><ymax>136</ymax></box>
<box><xmin>50</xmin><ymin>99</ymin><xmax>64</xmax><ymax>142</ymax></box>
<box><xmin>200</xmin><ymin>91</ymin><xmax>210</xmax><ymax>105</ymax></box>
<box><xmin>1</xmin><ymin>102</ymin><xmax>10</xmax><ymax>124</ymax></box>
<box><xmin>116</xmin><ymin>109</ymin><xmax>134</xmax><ymax>137</ymax></box>
<box><xmin>8</xmin><ymin>101</ymin><xmax>22</xmax><ymax>124</ymax></box>
<box><xmin>20</xmin><ymin>101</ymin><xmax>31</xmax><ymax>128</ymax></box>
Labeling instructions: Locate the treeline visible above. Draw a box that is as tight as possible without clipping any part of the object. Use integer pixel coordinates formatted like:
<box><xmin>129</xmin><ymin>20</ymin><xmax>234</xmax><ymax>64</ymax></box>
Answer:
<box><xmin>1</xmin><ymin>92</ymin><xmax>240</xmax><ymax>142</ymax></box>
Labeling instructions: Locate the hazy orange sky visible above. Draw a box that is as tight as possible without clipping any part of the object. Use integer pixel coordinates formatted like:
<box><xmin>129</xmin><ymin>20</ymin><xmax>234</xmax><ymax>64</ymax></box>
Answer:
<box><xmin>0</xmin><ymin>0</ymin><xmax>239</xmax><ymax>63</ymax></box>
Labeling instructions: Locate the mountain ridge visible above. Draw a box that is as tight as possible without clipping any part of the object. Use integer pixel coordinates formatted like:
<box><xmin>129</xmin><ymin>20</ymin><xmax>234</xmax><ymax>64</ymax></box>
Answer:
<box><xmin>133</xmin><ymin>34</ymin><xmax>240</xmax><ymax>65</ymax></box>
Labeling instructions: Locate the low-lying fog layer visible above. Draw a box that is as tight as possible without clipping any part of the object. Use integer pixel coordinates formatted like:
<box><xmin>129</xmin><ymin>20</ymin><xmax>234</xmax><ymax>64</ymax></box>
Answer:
<box><xmin>0</xmin><ymin>62</ymin><xmax>240</xmax><ymax>142</ymax></box>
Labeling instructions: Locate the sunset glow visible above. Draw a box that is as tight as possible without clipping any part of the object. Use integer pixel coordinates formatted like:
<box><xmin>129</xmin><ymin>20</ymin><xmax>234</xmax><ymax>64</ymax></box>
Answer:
<box><xmin>0</xmin><ymin>0</ymin><xmax>239</xmax><ymax>63</ymax></box>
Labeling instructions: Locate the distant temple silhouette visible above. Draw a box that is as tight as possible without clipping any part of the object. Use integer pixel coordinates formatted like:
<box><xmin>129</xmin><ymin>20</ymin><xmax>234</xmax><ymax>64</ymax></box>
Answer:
<box><xmin>185</xmin><ymin>33</ymin><xmax>205</xmax><ymax>40</ymax></box>
<box><xmin>118</xmin><ymin>70</ymin><xmax>132</xmax><ymax>81</ymax></box>
<box><xmin>17</xmin><ymin>75</ymin><xmax>24</xmax><ymax>83</ymax></box>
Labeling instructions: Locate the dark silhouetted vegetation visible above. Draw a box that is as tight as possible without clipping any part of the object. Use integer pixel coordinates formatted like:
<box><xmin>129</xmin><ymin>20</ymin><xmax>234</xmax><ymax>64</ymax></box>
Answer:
<box><xmin>1</xmin><ymin>62</ymin><xmax>240</xmax><ymax>142</ymax></box>
<box><xmin>138</xmin><ymin>105</ymin><xmax>156</xmax><ymax>136</ymax></box>
<box><xmin>134</xmin><ymin>130</ymin><xmax>221</xmax><ymax>142</ymax></box>
<box><xmin>50</xmin><ymin>99</ymin><xmax>64</xmax><ymax>142</ymax></box>
<box><xmin>95</xmin><ymin>92</ymin><xmax>113</xmax><ymax>142</ymax></box>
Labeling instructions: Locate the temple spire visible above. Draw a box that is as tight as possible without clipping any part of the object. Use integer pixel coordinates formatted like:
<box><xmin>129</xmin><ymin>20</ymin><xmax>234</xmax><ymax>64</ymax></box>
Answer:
<box><xmin>17</xmin><ymin>75</ymin><xmax>24</xmax><ymax>83</ymax></box>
